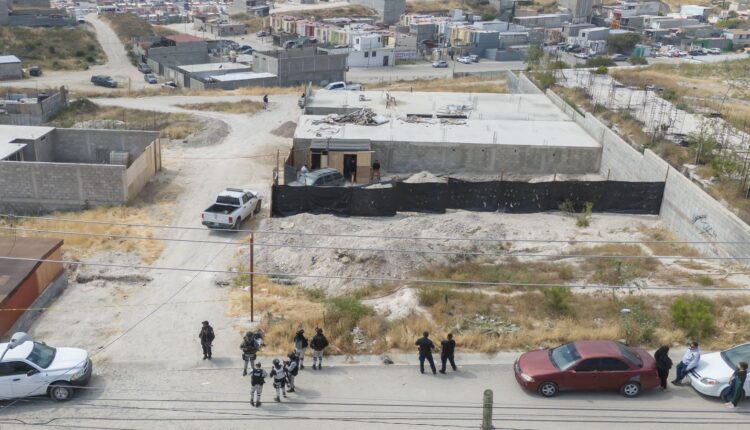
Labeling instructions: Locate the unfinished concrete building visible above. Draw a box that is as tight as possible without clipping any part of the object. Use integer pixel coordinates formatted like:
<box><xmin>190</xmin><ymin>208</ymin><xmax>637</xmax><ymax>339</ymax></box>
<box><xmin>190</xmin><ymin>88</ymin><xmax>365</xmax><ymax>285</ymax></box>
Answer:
<box><xmin>291</xmin><ymin>90</ymin><xmax>602</xmax><ymax>183</ymax></box>
<box><xmin>252</xmin><ymin>47</ymin><xmax>348</xmax><ymax>86</ymax></box>
<box><xmin>0</xmin><ymin>87</ymin><xmax>69</xmax><ymax>126</ymax></box>
<box><xmin>0</xmin><ymin>125</ymin><xmax>160</xmax><ymax>213</ymax></box>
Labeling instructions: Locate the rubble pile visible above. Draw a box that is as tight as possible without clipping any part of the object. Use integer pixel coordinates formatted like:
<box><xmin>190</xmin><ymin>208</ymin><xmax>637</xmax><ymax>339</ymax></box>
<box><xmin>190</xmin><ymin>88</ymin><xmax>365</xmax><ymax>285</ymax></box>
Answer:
<box><xmin>312</xmin><ymin>108</ymin><xmax>388</xmax><ymax>126</ymax></box>
<box><xmin>453</xmin><ymin>314</ymin><xmax>520</xmax><ymax>337</ymax></box>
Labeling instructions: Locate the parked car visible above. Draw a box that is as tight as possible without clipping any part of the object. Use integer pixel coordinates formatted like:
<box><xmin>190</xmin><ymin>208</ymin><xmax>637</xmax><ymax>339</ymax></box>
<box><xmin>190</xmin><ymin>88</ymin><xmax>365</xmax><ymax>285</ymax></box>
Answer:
<box><xmin>573</xmin><ymin>52</ymin><xmax>589</xmax><ymax>59</ymax></box>
<box><xmin>432</xmin><ymin>60</ymin><xmax>449</xmax><ymax>68</ymax></box>
<box><xmin>469</xmin><ymin>54</ymin><xmax>479</xmax><ymax>62</ymax></box>
<box><xmin>707</xmin><ymin>48</ymin><xmax>721</xmax><ymax>55</ymax></box>
<box><xmin>91</xmin><ymin>75</ymin><xmax>117</xmax><ymax>88</ymax></box>
<box><xmin>324</xmin><ymin>81</ymin><xmax>363</xmax><ymax>91</ymax></box>
<box><xmin>144</xmin><ymin>73</ymin><xmax>157</xmax><ymax>84</ymax></box>
<box><xmin>0</xmin><ymin>334</ymin><xmax>92</xmax><ymax>402</ymax></box>
<box><xmin>201</xmin><ymin>188</ymin><xmax>262</xmax><ymax>230</ymax></box>
<box><xmin>288</xmin><ymin>168</ymin><xmax>345</xmax><ymax>187</ymax></box>
<box><xmin>689</xmin><ymin>343</ymin><xmax>750</xmax><ymax>401</ymax></box>
<box><xmin>162</xmin><ymin>81</ymin><xmax>177</xmax><ymax>89</ymax></box>
<box><xmin>514</xmin><ymin>340</ymin><xmax>659</xmax><ymax>397</ymax></box>
<box><xmin>137</xmin><ymin>62</ymin><xmax>152</xmax><ymax>73</ymax></box>
<box><xmin>256</xmin><ymin>30</ymin><xmax>269</xmax><ymax>37</ymax></box>
<box><xmin>457</xmin><ymin>56</ymin><xmax>472</xmax><ymax>64</ymax></box>
<box><xmin>29</xmin><ymin>66</ymin><xmax>42</xmax><ymax>77</ymax></box>
<box><xmin>239</xmin><ymin>45</ymin><xmax>254</xmax><ymax>54</ymax></box>
<box><xmin>611</xmin><ymin>54</ymin><xmax>628</xmax><ymax>61</ymax></box>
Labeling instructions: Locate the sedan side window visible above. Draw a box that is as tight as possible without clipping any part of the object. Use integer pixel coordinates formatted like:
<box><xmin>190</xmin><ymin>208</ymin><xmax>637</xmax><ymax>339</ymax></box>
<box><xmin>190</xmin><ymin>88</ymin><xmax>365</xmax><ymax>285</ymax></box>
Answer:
<box><xmin>1</xmin><ymin>361</ymin><xmax>34</xmax><ymax>375</ymax></box>
<box><xmin>575</xmin><ymin>359</ymin><xmax>600</xmax><ymax>372</ymax></box>
<box><xmin>599</xmin><ymin>358</ymin><xmax>630</xmax><ymax>371</ymax></box>
<box><xmin>0</xmin><ymin>362</ymin><xmax>13</xmax><ymax>377</ymax></box>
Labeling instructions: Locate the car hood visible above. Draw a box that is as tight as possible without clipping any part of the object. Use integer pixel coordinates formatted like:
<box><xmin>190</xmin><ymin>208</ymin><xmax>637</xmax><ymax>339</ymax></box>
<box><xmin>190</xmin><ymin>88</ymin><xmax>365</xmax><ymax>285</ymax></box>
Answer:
<box><xmin>518</xmin><ymin>349</ymin><xmax>557</xmax><ymax>375</ymax></box>
<box><xmin>46</xmin><ymin>347</ymin><xmax>89</xmax><ymax>372</ymax></box>
<box><xmin>693</xmin><ymin>351</ymin><xmax>733</xmax><ymax>382</ymax></box>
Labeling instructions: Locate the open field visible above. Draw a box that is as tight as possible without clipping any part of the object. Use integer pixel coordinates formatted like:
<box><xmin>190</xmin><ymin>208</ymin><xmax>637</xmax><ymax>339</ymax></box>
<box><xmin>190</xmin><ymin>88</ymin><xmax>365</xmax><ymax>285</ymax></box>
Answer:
<box><xmin>102</xmin><ymin>12</ymin><xmax>177</xmax><ymax>45</ymax></box>
<box><xmin>176</xmin><ymin>100</ymin><xmax>265</xmax><ymax>114</ymax></box>
<box><xmin>369</xmin><ymin>75</ymin><xmax>507</xmax><ymax>93</ymax></box>
<box><xmin>0</xmin><ymin>27</ymin><xmax>106</xmax><ymax>71</ymax></box>
<box><xmin>48</xmin><ymin>98</ymin><xmax>204</xmax><ymax>139</ymax></box>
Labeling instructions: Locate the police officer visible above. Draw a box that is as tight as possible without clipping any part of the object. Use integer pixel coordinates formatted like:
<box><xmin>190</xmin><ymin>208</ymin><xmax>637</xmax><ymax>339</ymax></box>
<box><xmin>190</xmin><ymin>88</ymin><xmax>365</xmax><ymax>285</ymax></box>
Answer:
<box><xmin>310</xmin><ymin>327</ymin><xmax>329</xmax><ymax>370</ymax></box>
<box><xmin>198</xmin><ymin>321</ymin><xmax>215</xmax><ymax>360</ymax></box>
<box><xmin>293</xmin><ymin>329</ymin><xmax>308</xmax><ymax>370</ymax></box>
<box><xmin>241</xmin><ymin>331</ymin><xmax>260</xmax><ymax>376</ymax></box>
<box><xmin>286</xmin><ymin>351</ymin><xmax>300</xmax><ymax>393</ymax></box>
<box><xmin>270</xmin><ymin>358</ymin><xmax>287</xmax><ymax>402</ymax></box>
<box><xmin>250</xmin><ymin>362</ymin><xmax>267</xmax><ymax>407</ymax></box>
<box><xmin>415</xmin><ymin>331</ymin><xmax>436</xmax><ymax>374</ymax></box>
<box><xmin>439</xmin><ymin>333</ymin><xmax>457</xmax><ymax>374</ymax></box>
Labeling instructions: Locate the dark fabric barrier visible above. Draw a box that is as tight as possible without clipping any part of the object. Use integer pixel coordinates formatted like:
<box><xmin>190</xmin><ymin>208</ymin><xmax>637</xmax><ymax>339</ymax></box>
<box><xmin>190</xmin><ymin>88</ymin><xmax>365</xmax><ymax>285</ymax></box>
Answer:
<box><xmin>272</xmin><ymin>180</ymin><xmax>665</xmax><ymax>217</ymax></box>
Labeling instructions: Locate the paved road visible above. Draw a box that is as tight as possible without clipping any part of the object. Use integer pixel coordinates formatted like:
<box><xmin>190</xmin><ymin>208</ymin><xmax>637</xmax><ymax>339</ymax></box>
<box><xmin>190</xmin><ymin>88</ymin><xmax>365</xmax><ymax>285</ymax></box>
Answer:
<box><xmin>1</xmin><ymin>352</ymin><xmax>747</xmax><ymax>430</ymax></box>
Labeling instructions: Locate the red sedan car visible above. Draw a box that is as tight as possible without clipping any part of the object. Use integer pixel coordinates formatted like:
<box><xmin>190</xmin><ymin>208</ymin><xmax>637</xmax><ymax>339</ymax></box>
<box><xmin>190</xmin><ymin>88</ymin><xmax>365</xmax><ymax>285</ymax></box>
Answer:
<box><xmin>514</xmin><ymin>340</ymin><xmax>659</xmax><ymax>397</ymax></box>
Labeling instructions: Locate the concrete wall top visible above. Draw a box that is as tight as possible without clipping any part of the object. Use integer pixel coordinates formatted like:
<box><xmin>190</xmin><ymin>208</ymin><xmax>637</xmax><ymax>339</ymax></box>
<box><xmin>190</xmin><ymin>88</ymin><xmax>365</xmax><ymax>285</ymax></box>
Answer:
<box><xmin>51</xmin><ymin>129</ymin><xmax>159</xmax><ymax>165</ymax></box>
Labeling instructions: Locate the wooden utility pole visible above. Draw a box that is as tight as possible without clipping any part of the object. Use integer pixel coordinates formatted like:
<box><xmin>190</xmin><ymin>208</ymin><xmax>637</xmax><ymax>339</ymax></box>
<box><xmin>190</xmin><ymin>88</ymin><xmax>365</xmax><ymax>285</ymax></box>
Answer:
<box><xmin>250</xmin><ymin>232</ymin><xmax>255</xmax><ymax>322</ymax></box>
<box><xmin>482</xmin><ymin>389</ymin><xmax>493</xmax><ymax>430</ymax></box>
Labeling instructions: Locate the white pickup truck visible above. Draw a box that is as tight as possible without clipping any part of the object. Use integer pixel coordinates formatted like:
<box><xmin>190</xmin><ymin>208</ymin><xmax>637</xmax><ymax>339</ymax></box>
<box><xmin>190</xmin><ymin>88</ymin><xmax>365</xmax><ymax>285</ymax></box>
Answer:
<box><xmin>324</xmin><ymin>81</ymin><xmax>363</xmax><ymax>91</ymax></box>
<box><xmin>201</xmin><ymin>188</ymin><xmax>262</xmax><ymax>230</ymax></box>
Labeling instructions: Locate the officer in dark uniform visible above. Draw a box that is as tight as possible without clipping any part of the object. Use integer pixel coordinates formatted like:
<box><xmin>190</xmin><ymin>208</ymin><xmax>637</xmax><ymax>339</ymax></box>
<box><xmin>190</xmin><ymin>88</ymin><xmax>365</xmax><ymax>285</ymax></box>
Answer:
<box><xmin>439</xmin><ymin>333</ymin><xmax>457</xmax><ymax>374</ymax></box>
<box><xmin>415</xmin><ymin>331</ymin><xmax>436</xmax><ymax>374</ymax></box>
<box><xmin>241</xmin><ymin>331</ymin><xmax>260</xmax><ymax>376</ymax></box>
<box><xmin>198</xmin><ymin>321</ymin><xmax>215</xmax><ymax>360</ymax></box>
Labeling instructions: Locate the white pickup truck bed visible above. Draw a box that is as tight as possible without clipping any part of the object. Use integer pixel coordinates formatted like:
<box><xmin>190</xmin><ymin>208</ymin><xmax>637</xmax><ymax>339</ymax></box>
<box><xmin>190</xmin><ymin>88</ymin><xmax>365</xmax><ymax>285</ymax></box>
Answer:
<box><xmin>201</xmin><ymin>188</ymin><xmax>261</xmax><ymax>229</ymax></box>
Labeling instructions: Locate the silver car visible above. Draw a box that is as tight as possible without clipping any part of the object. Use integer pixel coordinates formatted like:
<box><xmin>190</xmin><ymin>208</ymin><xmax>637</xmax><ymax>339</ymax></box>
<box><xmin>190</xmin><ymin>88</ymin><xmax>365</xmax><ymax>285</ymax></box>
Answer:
<box><xmin>288</xmin><ymin>168</ymin><xmax>345</xmax><ymax>187</ymax></box>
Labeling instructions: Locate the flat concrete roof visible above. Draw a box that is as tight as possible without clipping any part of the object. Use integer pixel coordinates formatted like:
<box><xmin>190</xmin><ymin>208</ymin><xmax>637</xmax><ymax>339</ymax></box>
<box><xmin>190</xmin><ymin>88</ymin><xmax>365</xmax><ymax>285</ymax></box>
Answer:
<box><xmin>0</xmin><ymin>125</ymin><xmax>55</xmax><ymax>144</ymax></box>
<box><xmin>305</xmin><ymin>91</ymin><xmax>572</xmax><ymax>121</ymax></box>
<box><xmin>0</xmin><ymin>55</ymin><xmax>21</xmax><ymax>65</ymax></box>
<box><xmin>211</xmin><ymin>72</ymin><xmax>276</xmax><ymax>82</ymax></box>
<box><xmin>295</xmin><ymin>116</ymin><xmax>601</xmax><ymax>148</ymax></box>
<box><xmin>176</xmin><ymin>62</ymin><xmax>250</xmax><ymax>73</ymax></box>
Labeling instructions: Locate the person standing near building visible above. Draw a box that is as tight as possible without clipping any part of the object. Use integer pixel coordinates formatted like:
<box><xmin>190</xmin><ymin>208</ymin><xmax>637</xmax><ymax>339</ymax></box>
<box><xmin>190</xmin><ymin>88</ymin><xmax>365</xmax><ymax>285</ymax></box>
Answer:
<box><xmin>241</xmin><ymin>331</ymin><xmax>260</xmax><ymax>376</ymax></box>
<box><xmin>299</xmin><ymin>164</ymin><xmax>309</xmax><ymax>180</ymax></box>
<box><xmin>439</xmin><ymin>333</ymin><xmax>457</xmax><ymax>374</ymax></box>
<box><xmin>250</xmin><ymin>362</ymin><xmax>267</xmax><ymax>407</ymax></box>
<box><xmin>263</xmin><ymin>94</ymin><xmax>269</xmax><ymax>109</ymax></box>
<box><xmin>310</xmin><ymin>327</ymin><xmax>329</xmax><ymax>370</ymax></box>
<box><xmin>286</xmin><ymin>351</ymin><xmax>300</xmax><ymax>393</ymax></box>
<box><xmin>198</xmin><ymin>321</ymin><xmax>215</xmax><ymax>360</ymax></box>
<box><xmin>293</xmin><ymin>328</ymin><xmax>308</xmax><ymax>370</ymax></box>
<box><xmin>726</xmin><ymin>361</ymin><xmax>748</xmax><ymax>409</ymax></box>
<box><xmin>672</xmin><ymin>342</ymin><xmax>701</xmax><ymax>385</ymax></box>
<box><xmin>270</xmin><ymin>358</ymin><xmax>287</xmax><ymax>402</ymax></box>
<box><xmin>371</xmin><ymin>159</ymin><xmax>381</xmax><ymax>182</ymax></box>
<box><xmin>415</xmin><ymin>331</ymin><xmax>437</xmax><ymax>375</ymax></box>
<box><xmin>654</xmin><ymin>345</ymin><xmax>673</xmax><ymax>390</ymax></box>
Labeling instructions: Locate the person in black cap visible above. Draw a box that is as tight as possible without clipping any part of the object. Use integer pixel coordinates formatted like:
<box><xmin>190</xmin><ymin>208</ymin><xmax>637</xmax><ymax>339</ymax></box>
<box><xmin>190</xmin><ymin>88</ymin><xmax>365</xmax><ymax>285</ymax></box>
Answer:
<box><xmin>199</xmin><ymin>321</ymin><xmax>215</xmax><ymax>360</ymax></box>
<box><xmin>415</xmin><ymin>331</ymin><xmax>436</xmax><ymax>374</ymax></box>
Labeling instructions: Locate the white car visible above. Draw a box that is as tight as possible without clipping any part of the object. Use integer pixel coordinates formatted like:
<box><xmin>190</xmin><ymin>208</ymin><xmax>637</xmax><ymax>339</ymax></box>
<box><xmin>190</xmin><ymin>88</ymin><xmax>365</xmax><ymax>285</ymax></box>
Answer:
<box><xmin>457</xmin><ymin>56</ymin><xmax>472</xmax><ymax>64</ymax></box>
<box><xmin>689</xmin><ymin>343</ymin><xmax>750</xmax><ymax>400</ymax></box>
<box><xmin>0</xmin><ymin>340</ymin><xmax>92</xmax><ymax>401</ymax></box>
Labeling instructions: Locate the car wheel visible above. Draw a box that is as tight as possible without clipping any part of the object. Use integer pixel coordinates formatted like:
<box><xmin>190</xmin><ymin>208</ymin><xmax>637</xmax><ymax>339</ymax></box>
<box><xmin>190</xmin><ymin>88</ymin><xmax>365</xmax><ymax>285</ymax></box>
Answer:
<box><xmin>49</xmin><ymin>383</ymin><xmax>73</xmax><ymax>401</ymax></box>
<box><xmin>253</xmin><ymin>200</ymin><xmax>262</xmax><ymax>215</ymax></box>
<box><xmin>233</xmin><ymin>217</ymin><xmax>242</xmax><ymax>230</ymax></box>
<box><xmin>538</xmin><ymin>382</ymin><xmax>558</xmax><ymax>397</ymax></box>
<box><xmin>620</xmin><ymin>382</ymin><xmax>641</xmax><ymax>397</ymax></box>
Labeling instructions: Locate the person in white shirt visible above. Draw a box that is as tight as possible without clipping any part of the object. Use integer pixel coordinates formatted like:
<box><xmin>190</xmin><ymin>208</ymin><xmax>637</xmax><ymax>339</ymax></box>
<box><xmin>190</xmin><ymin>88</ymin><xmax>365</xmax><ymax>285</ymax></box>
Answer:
<box><xmin>672</xmin><ymin>341</ymin><xmax>701</xmax><ymax>385</ymax></box>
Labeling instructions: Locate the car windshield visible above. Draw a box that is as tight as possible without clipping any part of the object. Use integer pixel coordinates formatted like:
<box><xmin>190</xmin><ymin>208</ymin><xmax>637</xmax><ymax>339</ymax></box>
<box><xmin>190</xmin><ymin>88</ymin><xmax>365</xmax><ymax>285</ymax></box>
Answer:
<box><xmin>302</xmin><ymin>175</ymin><xmax>318</xmax><ymax>185</ymax></box>
<box><xmin>549</xmin><ymin>343</ymin><xmax>581</xmax><ymax>370</ymax></box>
<box><xmin>26</xmin><ymin>342</ymin><xmax>56</xmax><ymax>369</ymax></box>
<box><xmin>722</xmin><ymin>344</ymin><xmax>750</xmax><ymax>368</ymax></box>
<box><xmin>618</xmin><ymin>343</ymin><xmax>643</xmax><ymax>367</ymax></box>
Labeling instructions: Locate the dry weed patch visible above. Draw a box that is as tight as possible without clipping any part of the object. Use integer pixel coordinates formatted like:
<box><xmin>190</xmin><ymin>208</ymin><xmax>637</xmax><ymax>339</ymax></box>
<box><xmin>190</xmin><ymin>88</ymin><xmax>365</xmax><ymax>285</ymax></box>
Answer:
<box><xmin>176</xmin><ymin>100</ymin><xmax>264</xmax><ymax>114</ymax></box>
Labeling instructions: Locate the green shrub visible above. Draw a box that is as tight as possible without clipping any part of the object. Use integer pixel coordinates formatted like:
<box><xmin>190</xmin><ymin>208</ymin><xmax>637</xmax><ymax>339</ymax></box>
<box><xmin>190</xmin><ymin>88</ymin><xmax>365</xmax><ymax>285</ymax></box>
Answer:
<box><xmin>671</xmin><ymin>296</ymin><xmax>715</xmax><ymax>339</ymax></box>
<box><xmin>325</xmin><ymin>297</ymin><xmax>373</xmax><ymax>321</ymax></box>
<box><xmin>629</xmin><ymin>56</ymin><xmax>648</xmax><ymax>65</ymax></box>
<box><xmin>662</xmin><ymin>88</ymin><xmax>678</xmax><ymax>101</ymax></box>
<box><xmin>542</xmin><ymin>287</ymin><xmax>572</xmax><ymax>314</ymax></box>
<box><xmin>576</xmin><ymin>202</ymin><xmax>594</xmax><ymax>227</ymax></box>
<box><xmin>586</xmin><ymin>56</ymin><xmax>616</xmax><ymax>67</ymax></box>
<box><xmin>619</xmin><ymin>301</ymin><xmax>657</xmax><ymax>345</ymax></box>
<box><xmin>595</xmin><ymin>65</ymin><xmax>609</xmax><ymax>75</ymax></box>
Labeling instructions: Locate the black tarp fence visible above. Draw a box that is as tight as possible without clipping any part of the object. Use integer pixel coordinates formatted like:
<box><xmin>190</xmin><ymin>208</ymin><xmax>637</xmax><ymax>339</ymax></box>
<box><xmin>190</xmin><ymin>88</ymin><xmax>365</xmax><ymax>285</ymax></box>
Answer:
<box><xmin>272</xmin><ymin>180</ymin><xmax>665</xmax><ymax>217</ymax></box>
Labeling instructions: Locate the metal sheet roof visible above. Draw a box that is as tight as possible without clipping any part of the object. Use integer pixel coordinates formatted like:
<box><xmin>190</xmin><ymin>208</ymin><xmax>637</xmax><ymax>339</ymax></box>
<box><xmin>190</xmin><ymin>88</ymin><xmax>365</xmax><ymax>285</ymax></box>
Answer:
<box><xmin>0</xmin><ymin>237</ymin><xmax>63</xmax><ymax>303</ymax></box>
<box><xmin>0</xmin><ymin>55</ymin><xmax>21</xmax><ymax>65</ymax></box>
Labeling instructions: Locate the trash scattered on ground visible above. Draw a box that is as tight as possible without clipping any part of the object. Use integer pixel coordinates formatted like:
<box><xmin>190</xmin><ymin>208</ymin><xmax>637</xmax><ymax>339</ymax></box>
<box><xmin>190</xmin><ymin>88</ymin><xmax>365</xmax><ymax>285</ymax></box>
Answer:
<box><xmin>453</xmin><ymin>314</ymin><xmax>520</xmax><ymax>337</ymax></box>
<box><xmin>352</xmin><ymin>326</ymin><xmax>375</xmax><ymax>351</ymax></box>
<box><xmin>312</xmin><ymin>108</ymin><xmax>388</xmax><ymax>126</ymax></box>
<box><xmin>438</xmin><ymin>104</ymin><xmax>472</xmax><ymax>116</ymax></box>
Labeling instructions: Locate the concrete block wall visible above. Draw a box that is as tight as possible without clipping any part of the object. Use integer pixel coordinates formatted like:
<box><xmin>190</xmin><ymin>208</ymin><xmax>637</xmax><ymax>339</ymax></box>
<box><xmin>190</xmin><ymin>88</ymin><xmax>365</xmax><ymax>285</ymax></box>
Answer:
<box><xmin>0</xmin><ymin>89</ymin><xmax>68</xmax><ymax>126</ymax></box>
<box><xmin>51</xmin><ymin>129</ymin><xmax>159</xmax><ymax>164</ymax></box>
<box><xmin>506</xmin><ymin>71</ymin><xmax>543</xmax><ymax>95</ymax></box>
<box><xmin>0</xmin><ymin>161</ymin><xmax>127</xmax><ymax>213</ymax></box>
<box><xmin>545</xmin><ymin>88</ymin><xmax>750</xmax><ymax>258</ymax></box>
<box><xmin>125</xmin><ymin>140</ymin><xmax>158</xmax><ymax>200</ymax></box>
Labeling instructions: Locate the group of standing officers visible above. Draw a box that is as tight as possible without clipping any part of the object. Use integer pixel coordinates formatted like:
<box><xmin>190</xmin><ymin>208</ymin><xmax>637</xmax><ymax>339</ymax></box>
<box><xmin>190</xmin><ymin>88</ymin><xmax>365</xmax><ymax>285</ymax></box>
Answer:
<box><xmin>199</xmin><ymin>322</ymin><xmax>460</xmax><ymax>406</ymax></box>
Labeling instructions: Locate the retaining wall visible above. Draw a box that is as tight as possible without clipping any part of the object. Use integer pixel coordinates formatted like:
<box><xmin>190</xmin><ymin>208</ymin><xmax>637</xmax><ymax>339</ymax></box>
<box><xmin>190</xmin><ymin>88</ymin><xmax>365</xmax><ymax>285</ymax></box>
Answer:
<box><xmin>545</xmin><ymin>88</ymin><xmax>750</xmax><ymax>257</ymax></box>
<box><xmin>506</xmin><ymin>70</ymin><xmax>543</xmax><ymax>95</ymax></box>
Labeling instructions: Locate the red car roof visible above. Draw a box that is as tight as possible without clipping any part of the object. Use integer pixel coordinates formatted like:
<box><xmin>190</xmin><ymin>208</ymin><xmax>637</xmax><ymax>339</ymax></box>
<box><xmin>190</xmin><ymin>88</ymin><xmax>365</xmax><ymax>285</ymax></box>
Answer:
<box><xmin>574</xmin><ymin>340</ymin><xmax>624</xmax><ymax>359</ymax></box>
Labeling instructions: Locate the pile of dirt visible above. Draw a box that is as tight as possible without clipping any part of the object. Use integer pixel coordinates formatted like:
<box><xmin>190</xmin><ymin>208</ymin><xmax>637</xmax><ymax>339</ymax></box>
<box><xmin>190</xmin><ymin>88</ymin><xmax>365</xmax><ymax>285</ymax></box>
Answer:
<box><xmin>179</xmin><ymin>118</ymin><xmax>229</xmax><ymax>146</ymax></box>
<box><xmin>403</xmin><ymin>171</ymin><xmax>447</xmax><ymax>183</ymax></box>
<box><xmin>256</xmin><ymin>211</ymin><xmax>665</xmax><ymax>294</ymax></box>
<box><xmin>271</xmin><ymin>121</ymin><xmax>297</xmax><ymax>138</ymax></box>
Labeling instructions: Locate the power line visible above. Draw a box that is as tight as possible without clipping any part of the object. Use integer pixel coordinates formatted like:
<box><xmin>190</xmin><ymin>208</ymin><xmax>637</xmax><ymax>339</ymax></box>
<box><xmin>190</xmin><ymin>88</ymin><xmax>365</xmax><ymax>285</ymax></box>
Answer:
<box><xmin>0</xmin><ymin>254</ymin><xmax>745</xmax><ymax>292</ymax></box>
<box><xmin>5</xmin><ymin>225</ymin><xmax>748</xmax><ymax>262</ymax></box>
<box><xmin>3</xmin><ymin>214</ymin><xmax>748</xmax><ymax>246</ymax></box>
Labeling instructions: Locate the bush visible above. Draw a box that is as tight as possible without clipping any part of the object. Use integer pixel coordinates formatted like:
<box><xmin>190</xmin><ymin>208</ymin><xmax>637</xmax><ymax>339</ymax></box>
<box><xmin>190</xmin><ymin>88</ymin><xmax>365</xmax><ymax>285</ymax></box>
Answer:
<box><xmin>662</xmin><ymin>88</ymin><xmax>678</xmax><ymax>101</ymax></box>
<box><xmin>542</xmin><ymin>287</ymin><xmax>572</xmax><ymax>314</ymax></box>
<box><xmin>576</xmin><ymin>202</ymin><xmax>594</xmax><ymax>227</ymax></box>
<box><xmin>417</xmin><ymin>287</ymin><xmax>452</xmax><ymax>307</ymax></box>
<box><xmin>619</xmin><ymin>301</ymin><xmax>657</xmax><ymax>345</ymax></box>
<box><xmin>595</xmin><ymin>65</ymin><xmax>609</xmax><ymax>75</ymax></box>
<box><xmin>325</xmin><ymin>297</ymin><xmax>373</xmax><ymax>322</ymax></box>
<box><xmin>586</xmin><ymin>56</ymin><xmax>616</xmax><ymax>68</ymax></box>
<box><xmin>629</xmin><ymin>56</ymin><xmax>648</xmax><ymax>65</ymax></box>
<box><xmin>671</xmin><ymin>296</ymin><xmax>715</xmax><ymax>339</ymax></box>
<box><xmin>607</xmin><ymin>33</ymin><xmax>641</xmax><ymax>54</ymax></box>
<box><xmin>534</xmin><ymin>71</ymin><xmax>556</xmax><ymax>89</ymax></box>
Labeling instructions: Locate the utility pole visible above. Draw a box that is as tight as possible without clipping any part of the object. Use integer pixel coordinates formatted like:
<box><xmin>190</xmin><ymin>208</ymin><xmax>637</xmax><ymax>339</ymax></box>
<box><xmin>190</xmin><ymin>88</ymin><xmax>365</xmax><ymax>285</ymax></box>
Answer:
<box><xmin>482</xmin><ymin>389</ymin><xmax>493</xmax><ymax>430</ymax></box>
<box><xmin>250</xmin><ymin>232</ymin><xmax>255</xmax><ymax>322</ymax></box>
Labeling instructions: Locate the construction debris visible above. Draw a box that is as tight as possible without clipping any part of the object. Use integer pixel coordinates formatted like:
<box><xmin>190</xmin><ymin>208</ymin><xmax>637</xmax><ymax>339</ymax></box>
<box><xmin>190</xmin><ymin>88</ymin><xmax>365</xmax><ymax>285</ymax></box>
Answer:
<box><xmin>438</xmin><ymin>104</ymin><xmax>472</xmax><ymax>116</ymax></box>
<box><xmin>311</xmin><ymin>108</ymin><xmax>388</xmax><ymax>126</ymax></box>
<box><xmin>452</xmin><ymin>314</ymin><xmax>520</xmax><ymax>337</ymax></box>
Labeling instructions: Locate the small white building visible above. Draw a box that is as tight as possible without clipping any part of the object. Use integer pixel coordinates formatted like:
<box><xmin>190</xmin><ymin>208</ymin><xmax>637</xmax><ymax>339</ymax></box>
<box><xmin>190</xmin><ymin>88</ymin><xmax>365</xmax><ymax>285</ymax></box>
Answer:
<box><xmin>0</xmin><ymin>55</ymin><xmax>23</xmax><ymax>81</ymax></box>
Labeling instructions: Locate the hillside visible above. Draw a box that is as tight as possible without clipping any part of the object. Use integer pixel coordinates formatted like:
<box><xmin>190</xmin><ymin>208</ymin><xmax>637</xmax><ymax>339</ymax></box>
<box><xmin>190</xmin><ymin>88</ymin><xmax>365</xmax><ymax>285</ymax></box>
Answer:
<box><xmin>0</xmin><ymin>26</ymin><xmax>106</xmax><ymax>71</ymax></box>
